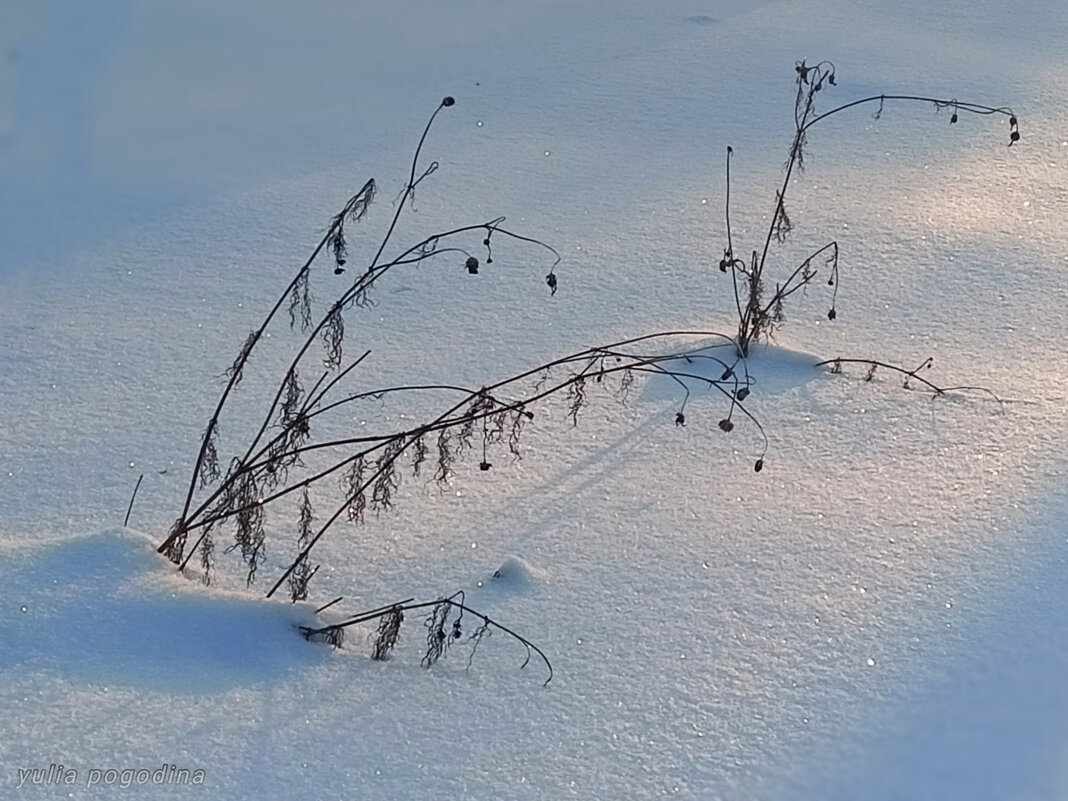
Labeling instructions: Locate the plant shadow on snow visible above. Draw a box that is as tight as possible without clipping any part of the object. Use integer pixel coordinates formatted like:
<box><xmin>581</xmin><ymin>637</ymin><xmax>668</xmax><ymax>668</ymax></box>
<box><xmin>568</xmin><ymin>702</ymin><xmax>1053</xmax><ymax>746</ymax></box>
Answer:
<box><xmin>0</xmin><ymin>529</ymin><xmax>324</xmax><ymax>693</ymax></box>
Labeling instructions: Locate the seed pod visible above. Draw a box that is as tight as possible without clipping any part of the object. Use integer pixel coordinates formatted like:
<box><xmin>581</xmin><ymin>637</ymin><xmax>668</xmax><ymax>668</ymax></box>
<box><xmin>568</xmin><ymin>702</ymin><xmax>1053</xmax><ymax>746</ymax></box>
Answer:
<box><xmin>718</xmin><ymin>419</ymin><xmax>734</xmax><ymax>432</ymax></box>
<box><xmin>754</xmin><ymin>458</ymin><xmax>764</xmax><ymax>472</ymax></box>
<box><xmin>466</xmin><ymin>256</ymin><xmax>479</xmax><ymax>274</ymax></box>
<box><xmin>827</xmin><ymin>308</ymin><xmax>837</xmax><ymax>320</ymax></box>
<box><xmin>442</xmin><ymin>96</ymin><xmax>456</xmax><ymax>107</ymax></box>
<box><xmin>675</xmin><ymin>412</ymin><xmax>686</xmax><ymax>427</ymax></box>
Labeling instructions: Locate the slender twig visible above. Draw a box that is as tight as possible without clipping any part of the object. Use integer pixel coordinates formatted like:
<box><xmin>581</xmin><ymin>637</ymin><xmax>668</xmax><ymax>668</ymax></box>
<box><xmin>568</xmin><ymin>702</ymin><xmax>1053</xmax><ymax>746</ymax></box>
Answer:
<box><xmin>124</xmin><ymin>473</ymin><xmax>144</xmax><ymax>528</ymax></box>
<box><xmin>803</xmin><ymin>94</ymin><xmax>1015</xmax><ymax>135</ymax></box>
<box><xmin>816</xmin><ymin>357</ymin><xmax>1004</xmax><ymax>406</ymax></box>
<box><xmin>299</xmin><ymin>595</ymin><xmax>553</xmax><ymax>686</ymax></box>
<box><xmin>314</xmin><ymin>596</ymin><xmax>344</xmax><ymax>614</ymax></box>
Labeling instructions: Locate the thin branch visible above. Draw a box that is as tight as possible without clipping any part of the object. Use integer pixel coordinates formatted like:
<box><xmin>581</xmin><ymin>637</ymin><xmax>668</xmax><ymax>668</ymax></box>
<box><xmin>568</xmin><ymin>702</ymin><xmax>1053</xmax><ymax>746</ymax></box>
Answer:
<box><xmin>816</xmin><ymin>357</ymin><xmax>1004</xmax><ymax>406</ymax></box>
<box><xmin>299</xmin><ymin>594</ymin><xmax>554</xmax><ymax>686</ymax></box>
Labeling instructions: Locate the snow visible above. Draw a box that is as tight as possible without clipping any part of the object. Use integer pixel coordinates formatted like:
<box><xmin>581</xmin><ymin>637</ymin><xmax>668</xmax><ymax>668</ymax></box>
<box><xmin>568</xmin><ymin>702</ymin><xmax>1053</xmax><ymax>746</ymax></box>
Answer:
<box><xmin>3</xmin><ymin>1</ymin><xmax>1068</xmax><ymax>799</ymax></box>
<box><xmin>2</xmin><ymin>529</ymin><xmax>322</xmax><ymax>692</ymax></box>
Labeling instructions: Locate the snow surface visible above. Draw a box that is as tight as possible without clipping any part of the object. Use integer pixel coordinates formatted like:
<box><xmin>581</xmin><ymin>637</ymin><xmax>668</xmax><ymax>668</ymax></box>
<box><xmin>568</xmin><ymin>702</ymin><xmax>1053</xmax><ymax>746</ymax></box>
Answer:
<box><xmin>3</xmin><ymin>1</ymin><xmax>1068</xmax><ymax>799</ymax></box>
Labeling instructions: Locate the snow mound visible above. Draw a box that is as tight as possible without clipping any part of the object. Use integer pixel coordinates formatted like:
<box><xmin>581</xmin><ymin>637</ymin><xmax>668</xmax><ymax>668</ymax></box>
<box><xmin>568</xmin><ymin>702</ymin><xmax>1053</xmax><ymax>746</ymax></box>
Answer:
<box><xmin>489</xmin><ymin>555</ymin><xmax>539</xmax><ymax>592</ymax></box>
<box><xmin>1</xmin><ymin>528</ymin><xmax>324</xmax><ymax>692</ymax></box>
<box><xmin>640</xmin><ymin>340</ymin><xmax>823</xmax><ymax>403</ymax></box>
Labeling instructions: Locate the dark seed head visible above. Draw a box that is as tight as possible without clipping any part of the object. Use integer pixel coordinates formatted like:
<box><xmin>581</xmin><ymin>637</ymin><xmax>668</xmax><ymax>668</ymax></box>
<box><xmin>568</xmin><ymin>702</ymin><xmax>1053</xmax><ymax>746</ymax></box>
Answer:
<box><xmin>718</xmin><ymin>419</ymin><xmax>734</xmax><ymax>433</ymax></box>
<box><xmin>735</xmin><ymin>387</ymin><xmax>750</xmax><ymax>401</ymax></box>
<box><xmin>466</xmin><ymin>256</ymin><xmax>479</xmax><ymax>274</ymax></box>
<box><xmin>1009</xmin><ymin>130</ymin><xmax>1020</xmax><ymax>145</ymax></box>
<box><xmin>479</xmin><ymin>461</ymin><xmax>492</xmax><ymax>471</ymax></box>
<box><xmin>442</xmin><ymin>96</ymin><xmax>455</xmax><ymax>107</ymax></box>
<box><xmin>334</xmin><ymin>266</ymin><xmax>345</xmax><ymax>275</ymax></box>
<box><xmin>754</xmin><ymin>458</ymin><xmax>764</xmax><ymax>473</ymax></box>
<box><xmin>827</xmin><ymin>308</ymin><xmax>837</xmax><ymax>320</ymax></box>
<box><xmin>950</xmin><ymin>112</ymin><xmax>958</xmax><ymax>124</ymax></box>
<box><xmin>675</xmin><ymin>412</ymin><xmax>686</xmax><ymax>427</ymax></box>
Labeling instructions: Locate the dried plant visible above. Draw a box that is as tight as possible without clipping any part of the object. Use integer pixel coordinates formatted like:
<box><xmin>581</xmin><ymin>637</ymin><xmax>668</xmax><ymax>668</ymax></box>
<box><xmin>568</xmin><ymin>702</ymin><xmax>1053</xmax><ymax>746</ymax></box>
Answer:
<box><xmin>371</xmin><ymin>606</ymin><xmax>404</xmax><ymax>661</ymax></box>
<box><xmin>299</xmin><ymin>592</ymin><xmax>553</xmax><ymax>686</ymax></box>
<box><xmin>157</xmin><ymin>66</ymin><xmax>1017</xmax><ymax>686</ymax></box>
<box><xmin>815</xmin><ymin>356</ymin><xmax>1003</xmax><ymax>405</ymax></box>
<box><xmin>285</xmin><ymin>488</ymin><xmax>317</xmax><ymax>602</ymax></box>
<box><xmin>157</xmin><ymin>96</ymin><xmax>563</xmax><ymax>579</ymax></box>
<box><xmin>720</xmin><ymin>60</ymin><xmax>1018</xmax><ymax>357</ymax></box>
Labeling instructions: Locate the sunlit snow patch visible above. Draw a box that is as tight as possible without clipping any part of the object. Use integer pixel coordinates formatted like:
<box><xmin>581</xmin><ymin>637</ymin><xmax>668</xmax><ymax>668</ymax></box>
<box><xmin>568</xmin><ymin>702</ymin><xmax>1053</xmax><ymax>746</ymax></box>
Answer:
<box><xmin>640</xmin><ymin>339</ymin><xmax>823</xmax><ymax>403</ymax></box>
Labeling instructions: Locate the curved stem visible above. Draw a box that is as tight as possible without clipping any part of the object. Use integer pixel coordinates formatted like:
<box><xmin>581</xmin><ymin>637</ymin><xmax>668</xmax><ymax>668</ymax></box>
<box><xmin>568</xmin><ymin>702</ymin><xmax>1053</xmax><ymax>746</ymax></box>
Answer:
<box><xmin>301</xmin><ymin>595</ymin><xmax>554</xmax><ymax>686</ymax></box>
<box><xmin>160</xmin><ymin>185</ymin><xmax>372</xmax><ymax>557</ymax></box>
<box><xmin>802</xmin><ymin>94</ymin><xmax>1015</xmax><ymax>135</ymax></box>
